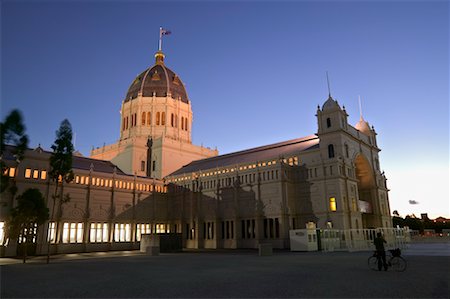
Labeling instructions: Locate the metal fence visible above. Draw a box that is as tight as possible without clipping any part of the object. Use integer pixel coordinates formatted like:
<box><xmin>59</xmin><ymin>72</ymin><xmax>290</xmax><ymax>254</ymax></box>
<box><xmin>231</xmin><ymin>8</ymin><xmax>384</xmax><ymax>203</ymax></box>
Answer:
<box><xmin>319</xmin><ymin>227</ymin><xmax>411</xmax><ymax>252</ymax></box>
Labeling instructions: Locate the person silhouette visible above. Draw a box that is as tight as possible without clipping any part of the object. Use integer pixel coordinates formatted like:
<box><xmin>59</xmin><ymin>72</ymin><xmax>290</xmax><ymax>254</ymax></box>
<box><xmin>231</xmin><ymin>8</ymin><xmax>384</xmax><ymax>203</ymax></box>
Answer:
<box><xmin>374</xmin><ymin>232</ymin><xmax>388</xmax><ymax>271</ymax></box>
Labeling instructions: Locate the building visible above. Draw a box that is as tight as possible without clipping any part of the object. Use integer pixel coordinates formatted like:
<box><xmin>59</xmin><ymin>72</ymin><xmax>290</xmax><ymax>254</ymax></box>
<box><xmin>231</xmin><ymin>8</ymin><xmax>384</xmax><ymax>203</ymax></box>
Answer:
<box><xmin>90</xmin><ymin>50</ymin><xmax>217</xmax><ymax>179</ymax></box>
<box><xmin>0</xmin><ymin>47</ymin><xmax>392</xmax><ymax>256</ymax></box>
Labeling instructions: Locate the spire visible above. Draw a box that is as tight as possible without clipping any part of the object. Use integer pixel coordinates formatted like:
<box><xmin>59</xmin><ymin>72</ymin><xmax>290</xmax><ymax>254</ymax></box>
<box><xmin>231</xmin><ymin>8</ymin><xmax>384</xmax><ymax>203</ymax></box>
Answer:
<box><xmin>326</xmin><ymin>71</ymin><xmax>332</xmax><ymax>98</ymax></box>
<box><xmin>358</xmin><ymin>95</ymin><xmax>364</xmax><ymax>120</ymax></box>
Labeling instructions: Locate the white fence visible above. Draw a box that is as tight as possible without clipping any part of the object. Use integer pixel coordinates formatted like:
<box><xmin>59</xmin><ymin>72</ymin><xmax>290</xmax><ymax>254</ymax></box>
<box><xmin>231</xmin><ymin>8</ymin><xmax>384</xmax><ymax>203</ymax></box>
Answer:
<box><xmin>319</xmin><ymin>227</ymin><xmax>411</xmax><ymax>252</ymax></box>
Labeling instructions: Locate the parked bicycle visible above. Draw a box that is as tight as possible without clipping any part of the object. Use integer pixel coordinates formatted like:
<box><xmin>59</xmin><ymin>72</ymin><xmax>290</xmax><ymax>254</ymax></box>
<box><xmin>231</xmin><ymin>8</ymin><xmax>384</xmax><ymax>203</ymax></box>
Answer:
<box><xmin>368</xmin><ymin>248</ymin><xmax>407</xmax><ymax>272</ymax></box>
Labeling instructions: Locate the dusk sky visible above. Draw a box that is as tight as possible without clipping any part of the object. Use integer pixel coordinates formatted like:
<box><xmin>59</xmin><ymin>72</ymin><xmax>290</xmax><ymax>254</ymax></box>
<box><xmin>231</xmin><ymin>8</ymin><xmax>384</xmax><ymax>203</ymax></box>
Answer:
<box><xmin>1</xmin><ymin>1</ymin><xmax>448</xmax><ymax>218</ymax></box>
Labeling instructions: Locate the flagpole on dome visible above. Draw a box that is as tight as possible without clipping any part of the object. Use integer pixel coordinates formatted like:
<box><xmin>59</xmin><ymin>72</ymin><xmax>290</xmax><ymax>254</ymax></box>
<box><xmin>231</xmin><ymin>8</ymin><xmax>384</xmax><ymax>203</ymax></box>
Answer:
<box><xmin>158</xmin><ymin>27</ymin><xmax>163</xmax><ymax>51</ymax></box>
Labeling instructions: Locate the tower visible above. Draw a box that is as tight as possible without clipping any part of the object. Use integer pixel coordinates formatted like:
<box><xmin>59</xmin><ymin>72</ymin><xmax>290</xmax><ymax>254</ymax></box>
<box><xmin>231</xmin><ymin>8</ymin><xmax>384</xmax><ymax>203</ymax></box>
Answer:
<box><xmin>91</xmin><ymin>35</ymin><xmax>218</xmax><ymax>178</ymax></box>
<box><xmin>314</xmin><ymin>94</ymin><xmax>391</xmax><ymax>229</ymax></box>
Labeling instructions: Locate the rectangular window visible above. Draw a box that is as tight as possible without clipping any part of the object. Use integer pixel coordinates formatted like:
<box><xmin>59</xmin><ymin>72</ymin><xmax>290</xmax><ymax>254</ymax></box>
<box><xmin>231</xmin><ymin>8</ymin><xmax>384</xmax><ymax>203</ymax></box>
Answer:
<box><xmin>114</xmin><ymin>223</ymin><xmax>131</xmax><ymax>242</ymax></box>
<box><xmin>25</xmin><ymin>168</ymin><xmax>32</xmax><ymax>178</ymax></box>
<box><xmin>0</xmin><ymin>221</ymin><xmax>5</xmax><ymax>245</ymax></box>
<box><xmin>152</xmin><ymin>161</ymin><xmax>156</xmax><ymax>171</ymax></box>
<box><xmin>62</xmin><ymin>222</ymin><xmax>83</xmax><ymax>243</ymax></box>
<box><xmin>136</xmin><ymin>223</ymin><xmax>151</xmax><ymax>241</ymax></box>
<box><xmin>329</xmin><ymin>197</ymin><xmax>337</xmax><ymax>212</ymax></box>
<box><xmin>8</xmin><ymin>167</ymin><xmax>16</xmax><ymax>177</ymax></box>
<box><xmin>141</xmin><ymin>161</ymin><xmax>145</xmax><ymax>172</ymax></box>
<box><xmin>47</xmin><ymin>222</ymin><xmax>56</xmax><ymax>243</ymax></box>
<box><xmin>90</xmin><ymin>223</ymin><xmax>109</xmax><ymax>243</ymax></box>
<box><xmin>33</xmin><ymin>169</ymin><xmax>39</xmax><ymax>179</ymax></box>
<box><xmin>156</xmin><ymin>224</ymin><xmax>166</xmax><ymax>234</ymax></box>
<box><xmin>41</xmin><ymin>170</ymin><xmax>47</xmax><ymax>180</ymax></box>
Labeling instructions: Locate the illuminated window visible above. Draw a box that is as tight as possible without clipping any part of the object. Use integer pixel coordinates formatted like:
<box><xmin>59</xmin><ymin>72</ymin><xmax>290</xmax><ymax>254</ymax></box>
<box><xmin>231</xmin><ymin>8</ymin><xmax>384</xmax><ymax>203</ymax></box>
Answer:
<box><xmin>329</xmin><ymin>197</ymin><xmax>337</xmax><ymax>211</ymax></box>
<box><xmin>62</xmin><ymin>222</ymin><xmax>83</xmax><ymax>243</ymax></box>
<box><xmin>156</xmin><ymin>112</ymin><xmax>160</xmax><ymax>125</ymax></box>
<box><xmin>47</xmin><ymin>222</ymin><xmax>56</xmax><ymax>243</ymax></box>
<box><xmin>0</xmin><ymin>222</ymin><xmax>4</xmax><ymax>245</ymax></box>
<box><xmin>25</xmin><ymin>168</ymin><xmax>32</xmax><ymax>178</ymax></box>
<box><xmin>8</xmin><ymin>167</ymin><xmax>16</xmax><ymax>177</ymax></box>
<box><xmin>114</xmin><ymin>223</ymin><xmax>131</xmax><ymax>242</ymax></box>
<box><xmin>141</xmin><ymin>112</ymin><xmax>146</xmax><ymax>125</ymax></box>
<box><xmin>147</xmin><ymin>112</ymin><xmax>151</xmax><ymax>126</ymax></box>
<box><xmin>161</xmin><ymin>112</ymin><xmax>166</xmax><ymax>125</ymax></box>
<box><xmin>41</xmin><ymin>170</ymin><xmax>47</xmax><ymax>180</ymax></box>
<box><xmin>80</xmin><ymin>176</ymin><xmax>85</xmax><ymax>184</ymax></box>
<box><xmin>90</xmin><ymin>223</ymin><xmax>109</xmax><ymax>243</ymax></box>
<box><xmin>136</xmin><ymin>223</ymin><xmax>151</xmax><ymax>241</ymax></box>
<box><xmin>156</xmin><ymin>224</ymin><xmax>166</xmax><ymax>234</ymax></box>
<box><xmin>32</xmin><ymin>169</ymin><xmax>39</xmax><ymax>179</ymax></box>
<box><xmin>18</xmin><ymin>223</ymin><xmax>37</xmax><ymax>243</ymax></box>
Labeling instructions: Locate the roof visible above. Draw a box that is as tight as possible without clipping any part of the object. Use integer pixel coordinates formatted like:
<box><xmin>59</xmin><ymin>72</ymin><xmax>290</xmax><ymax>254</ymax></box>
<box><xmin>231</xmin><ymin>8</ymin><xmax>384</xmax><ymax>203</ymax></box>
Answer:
<box><xmin>169</xmin><ymin>135</ymin><xmax>320</xmax><ymax>176</ymax></box>
<box><xmin>2</xmin><ymin>145</ymin><xmax>127</xmax><ymax>175</ymax></box>
<box><xmin>124</xmin><ymin>53</ymin><xmax>188</xmax><ymax>103</ymax></box>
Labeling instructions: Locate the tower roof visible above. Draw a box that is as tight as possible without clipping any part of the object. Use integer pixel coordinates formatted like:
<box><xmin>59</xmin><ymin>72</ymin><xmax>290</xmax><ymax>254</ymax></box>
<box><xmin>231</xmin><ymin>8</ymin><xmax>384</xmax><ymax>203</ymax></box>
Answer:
<box><xmin>125</xmin><ymin>51</ymin><xmax>189</xmax><ymax>103</ymax></box>
<box><xmin>322</xmin><ymin>95</ymin><xmax>341</xmax><ymax>111</ymax></box>
<box><xmin>355</xmin><ymin>116</ymin><xmax>371</xmax><ymax>135</ymax></box>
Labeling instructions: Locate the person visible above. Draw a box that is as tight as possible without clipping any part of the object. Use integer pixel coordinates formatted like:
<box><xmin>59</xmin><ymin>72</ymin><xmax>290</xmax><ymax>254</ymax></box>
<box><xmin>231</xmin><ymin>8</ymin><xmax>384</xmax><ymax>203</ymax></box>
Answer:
<box><xmin>374</xmin><ymin>232</ymin><xmax>388</xmax><ymax>271</ymax></box>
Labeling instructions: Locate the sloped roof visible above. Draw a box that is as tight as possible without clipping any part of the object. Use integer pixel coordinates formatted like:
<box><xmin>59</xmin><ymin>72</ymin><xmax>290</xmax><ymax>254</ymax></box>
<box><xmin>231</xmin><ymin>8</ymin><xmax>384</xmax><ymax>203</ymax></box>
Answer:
<box><xmin>2</xmin><ymin>145</ymin><xmax>127</xmax><ymax>175</ymax></box>
<box><xmin>169</xmin><ymin>135</ymin><xmax>319</xmax><ymax>176</ymax></box>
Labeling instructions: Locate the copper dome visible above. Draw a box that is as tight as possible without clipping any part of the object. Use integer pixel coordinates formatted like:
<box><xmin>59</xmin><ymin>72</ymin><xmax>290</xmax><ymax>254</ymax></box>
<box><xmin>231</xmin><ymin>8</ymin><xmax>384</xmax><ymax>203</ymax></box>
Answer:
<box><xmin>125</xmin><ymin>52</ymin><xmax>189</xmax><ymax>103</ymax></box>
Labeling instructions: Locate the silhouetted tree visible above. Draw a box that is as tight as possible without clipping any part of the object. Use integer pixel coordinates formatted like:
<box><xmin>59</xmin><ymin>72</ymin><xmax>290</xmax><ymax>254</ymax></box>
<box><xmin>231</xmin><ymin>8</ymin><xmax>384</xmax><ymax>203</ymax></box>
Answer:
<box><xmin>0</xmin><ymin>110</ymin><xmax>29</xmax><ymax>247</ymax></box>
<box><xmin>9</xmin><ymin>188</ymin><xmax>49</xmax><ymax>263</ymax></box>
<box><xmin>0</xmin><ymin>109</ymin><xmax>29</xmax><ymax>194</ymax></box>
<box><xmin>47</xmin><ymin>119</ymin><xmax>74</xmax><ymax>263</ymax></box>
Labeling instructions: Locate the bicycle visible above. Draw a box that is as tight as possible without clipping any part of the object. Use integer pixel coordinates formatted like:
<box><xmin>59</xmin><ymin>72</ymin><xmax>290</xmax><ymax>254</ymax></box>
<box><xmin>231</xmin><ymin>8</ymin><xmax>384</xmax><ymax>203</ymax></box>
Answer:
<box><xmin>368</xmin><ymin>248</ymin><xmax>407</xmax><ymax>272</ymax></box>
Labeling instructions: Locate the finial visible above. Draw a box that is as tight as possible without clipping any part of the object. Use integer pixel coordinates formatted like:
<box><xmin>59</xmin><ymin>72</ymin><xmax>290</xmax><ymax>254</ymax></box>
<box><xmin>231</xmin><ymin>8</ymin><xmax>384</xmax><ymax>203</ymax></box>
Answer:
<box><xmin>326</xmin><ymin>71</ymin><xmax>332</xmax><ymax>98</ymax></box>
<box><xmin>358</xmin><ymin>95</ymin><xmax>363</xmax><ymax>120</ymax></box>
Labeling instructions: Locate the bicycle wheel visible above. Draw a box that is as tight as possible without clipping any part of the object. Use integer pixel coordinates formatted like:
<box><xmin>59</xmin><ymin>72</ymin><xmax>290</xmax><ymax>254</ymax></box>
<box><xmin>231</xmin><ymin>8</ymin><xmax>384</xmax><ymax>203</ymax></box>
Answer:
<box><xmin>368</xmin><ymin>256</ymin><xmax>379</xmax><ymax>271</ymax></box>
<box><xmin>390</xmin><ymin>256</ymin><xmax>407</xmax><ymax>272</ymax></box>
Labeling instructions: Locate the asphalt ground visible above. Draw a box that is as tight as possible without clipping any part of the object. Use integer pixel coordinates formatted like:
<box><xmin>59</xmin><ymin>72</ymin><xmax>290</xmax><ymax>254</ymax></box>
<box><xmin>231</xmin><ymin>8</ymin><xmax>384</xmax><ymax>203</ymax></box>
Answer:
<box><xmin>1</xmin><ymin>243</ymin><xmax>449</xmax><ymax>298</ymax></box>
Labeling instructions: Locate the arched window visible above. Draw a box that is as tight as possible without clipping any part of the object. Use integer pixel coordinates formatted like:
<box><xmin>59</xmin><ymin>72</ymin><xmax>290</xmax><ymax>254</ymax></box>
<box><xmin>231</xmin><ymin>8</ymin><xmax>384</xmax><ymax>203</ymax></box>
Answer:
<box><xmin>328</xmin><ymin>144</ymin><xmax>335</xmax><ymax>158</ymax></box>
<box><xmin>142</xmin><ymin>112</ymin><xmax>146</xmax><ymax>126</ymax></box>
<box><xmin>326</xmin><ymin>117</ymin><xmax>331</xmax><ymax>128</ymax></box>
<box><xmin>156</xmin><ymin>112</ymin><xmax>160</xmax><ymax>125</ymax></box>
<box><xmin>122</xmin><ymin>118</ymin><xmax>126</xmax><ymax>131</ymax></box>
<box><xmin>171</xmin><ymin>113</ymin><xmax>174</xmax><ymax>127</ymax></box>
<box><xmin>125</xmin><ymin>116</ymin><xmax>129</xmax><ymax>129</ymax></box>
<box><xmin>184</xmin><ymin>118</ymin><xmax>188</xmax><ymax>131</ymax></box>
<box><xmin>181</xmin><ymin>117</ymin><xmax>184</xmax><ymax>130</ymax></box>
<box><xmin>147</xmin><ymin>112</ymin><xmax>151</xmax><ymax>126</ymax></box>
<box><xmin>329</xmin><ymin>197</ymin><xmax>337</xmax><ymax>211</ymax></box>
<box><xmin>161</xmin><ymin>112</ymin><xmax>166</xmax><ymax>125</ymax></box>
<box><xmin>134</xmin><ymin>113</ymin><xmax>137</xmax><ymax>126</ymax></box>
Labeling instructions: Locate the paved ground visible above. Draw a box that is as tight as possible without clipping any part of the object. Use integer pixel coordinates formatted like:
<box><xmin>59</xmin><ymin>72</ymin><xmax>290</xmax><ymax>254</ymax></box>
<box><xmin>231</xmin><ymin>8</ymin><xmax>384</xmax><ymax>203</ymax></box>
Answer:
<box><xmin>1</xmin><ymin>242</ymin><xmax>449</xmax><ymax>298</ymax></box>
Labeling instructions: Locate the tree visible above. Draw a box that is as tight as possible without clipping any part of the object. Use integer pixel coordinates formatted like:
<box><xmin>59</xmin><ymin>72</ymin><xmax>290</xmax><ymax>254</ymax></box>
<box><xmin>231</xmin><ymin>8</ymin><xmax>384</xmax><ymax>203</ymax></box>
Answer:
<box><xmin>9</xmin><ymin>188</ymin><xmax>49</xmax><ymax>263</ymax></box>
<box><xmin>0</xmin><ymin>110</ymin><xmax>29</xmax><ymax>247</ymax></box>
<box><xmin>0</xmin><ymin>109</ymin><xmax>29</xmax><ymax>194</ymax></box>
<box><xmin>47</xmin><ymin>119</ymin><xmax>74</xmax><ymax>263</ymax></box>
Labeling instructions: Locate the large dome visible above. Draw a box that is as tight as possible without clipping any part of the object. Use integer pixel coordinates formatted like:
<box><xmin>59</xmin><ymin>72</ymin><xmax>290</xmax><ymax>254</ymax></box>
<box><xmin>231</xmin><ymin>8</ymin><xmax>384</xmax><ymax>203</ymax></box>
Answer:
<box><xmin>125</xmin><ymin>51</ymin><xmax>189</xmax><ymax>103</ymax></box>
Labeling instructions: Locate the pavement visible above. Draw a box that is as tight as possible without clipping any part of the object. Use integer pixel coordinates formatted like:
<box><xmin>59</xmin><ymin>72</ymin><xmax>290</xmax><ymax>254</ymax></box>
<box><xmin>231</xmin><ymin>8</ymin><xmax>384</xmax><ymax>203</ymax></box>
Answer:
<box><xmin>1</xmin><ymin>242</ymin><xmax>449</xmax><ymax>298</ymax></box>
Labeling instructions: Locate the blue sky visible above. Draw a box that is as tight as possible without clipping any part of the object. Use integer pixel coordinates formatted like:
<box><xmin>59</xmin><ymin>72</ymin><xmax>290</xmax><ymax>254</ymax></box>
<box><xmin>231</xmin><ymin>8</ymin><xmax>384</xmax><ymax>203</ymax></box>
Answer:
<box><xmin>1</xmin><ymin>0</ymin><xmax>449</xmax><ymax>218</ymax></box>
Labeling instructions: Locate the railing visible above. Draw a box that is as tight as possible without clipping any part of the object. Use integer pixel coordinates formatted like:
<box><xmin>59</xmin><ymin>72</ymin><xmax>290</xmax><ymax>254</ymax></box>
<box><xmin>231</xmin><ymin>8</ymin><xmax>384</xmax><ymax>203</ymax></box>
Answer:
<box><xmin>320</xmin><ymin>227</ymin><xmax>411</xmax><ymax>252</ymax></box>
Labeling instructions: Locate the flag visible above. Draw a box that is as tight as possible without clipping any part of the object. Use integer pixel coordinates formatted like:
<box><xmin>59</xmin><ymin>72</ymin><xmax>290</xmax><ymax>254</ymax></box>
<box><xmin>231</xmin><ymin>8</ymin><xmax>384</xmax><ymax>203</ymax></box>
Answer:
<box><xmin>161</xmin><ymin>28</ymin><xmax>171</xmax><ymax>35</ymax></box>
